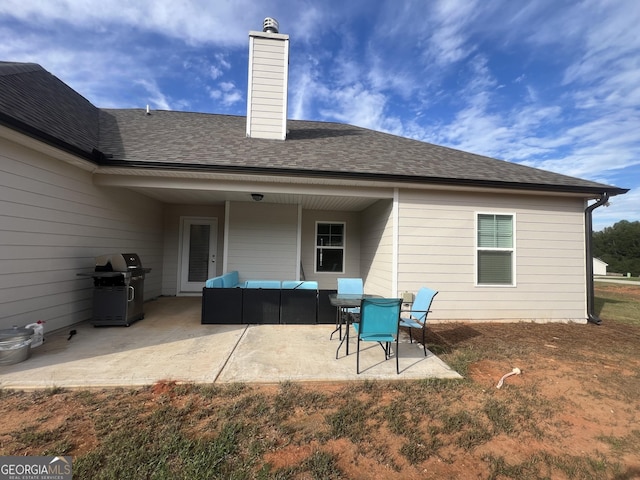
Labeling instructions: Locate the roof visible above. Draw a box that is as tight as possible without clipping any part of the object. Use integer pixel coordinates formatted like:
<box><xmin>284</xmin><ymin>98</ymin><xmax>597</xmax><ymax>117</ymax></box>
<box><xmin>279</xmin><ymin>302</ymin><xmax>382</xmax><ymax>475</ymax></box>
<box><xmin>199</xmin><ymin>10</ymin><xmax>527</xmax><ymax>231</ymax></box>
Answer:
<box><xmin>0</xmin><ymin>61</ymin><xmax>100</xmax><ymax>158</ymax></box>
<box><xmin>0</xmin><ymin>61</ymin><xmax>628</xmax><ymax>197</ymax></box>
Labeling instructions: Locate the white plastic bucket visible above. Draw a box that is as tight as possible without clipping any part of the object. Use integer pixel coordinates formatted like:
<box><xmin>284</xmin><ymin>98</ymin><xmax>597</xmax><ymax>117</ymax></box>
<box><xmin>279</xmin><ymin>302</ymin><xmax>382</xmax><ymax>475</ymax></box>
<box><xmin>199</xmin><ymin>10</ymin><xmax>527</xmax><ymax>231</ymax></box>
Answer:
<box><xmin>25</xmin><ymin>322</ymin><xmax>44</xmax><ymax>348</ymax></box>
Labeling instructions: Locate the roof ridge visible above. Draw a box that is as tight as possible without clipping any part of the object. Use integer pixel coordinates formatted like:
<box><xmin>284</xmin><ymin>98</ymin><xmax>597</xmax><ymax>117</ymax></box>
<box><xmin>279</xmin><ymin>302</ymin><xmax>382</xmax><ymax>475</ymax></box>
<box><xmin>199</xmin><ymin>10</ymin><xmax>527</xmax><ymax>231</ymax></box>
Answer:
<box><xmin>0</xmin><ymin>61</ymin><xmax>44</xmax><ymax>77</ymax></box>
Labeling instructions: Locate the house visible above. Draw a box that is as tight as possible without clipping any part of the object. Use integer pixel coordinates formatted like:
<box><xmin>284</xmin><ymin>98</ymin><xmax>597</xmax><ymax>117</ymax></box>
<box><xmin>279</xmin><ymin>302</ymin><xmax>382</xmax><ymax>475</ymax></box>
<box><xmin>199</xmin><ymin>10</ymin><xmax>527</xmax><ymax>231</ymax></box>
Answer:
<box><xmin>0</xmin><ymin>19</ymin><xmax>628</xmax><ymax>332</ymax></box>
<box><xmin>593</xmin><ymin>258</ymin><xmax>608</xmax><ymax>276</ymax></box>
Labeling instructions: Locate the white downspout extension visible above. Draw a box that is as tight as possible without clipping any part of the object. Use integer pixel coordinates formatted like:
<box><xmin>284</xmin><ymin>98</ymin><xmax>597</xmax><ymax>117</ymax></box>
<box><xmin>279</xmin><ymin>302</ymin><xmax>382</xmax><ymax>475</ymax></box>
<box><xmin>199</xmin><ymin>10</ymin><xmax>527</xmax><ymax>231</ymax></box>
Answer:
<box><xmin>393</xmin><ymin>188</ymin><xmax>399</xmax><ymax>296</ymax></box>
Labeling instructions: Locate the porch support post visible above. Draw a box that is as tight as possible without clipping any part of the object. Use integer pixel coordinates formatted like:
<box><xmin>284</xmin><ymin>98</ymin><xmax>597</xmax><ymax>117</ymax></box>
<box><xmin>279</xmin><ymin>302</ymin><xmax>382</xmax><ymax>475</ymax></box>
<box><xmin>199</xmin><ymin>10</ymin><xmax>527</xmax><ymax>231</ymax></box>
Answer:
<box><xmin>296</xmin><ymin>204</ymin><xmax>302</xmax><ymax>280</ymax></box>
<box><xmin>223</xmin><ymin>200</ymin><xmax>230</xmax><ymax>273</ymax></box>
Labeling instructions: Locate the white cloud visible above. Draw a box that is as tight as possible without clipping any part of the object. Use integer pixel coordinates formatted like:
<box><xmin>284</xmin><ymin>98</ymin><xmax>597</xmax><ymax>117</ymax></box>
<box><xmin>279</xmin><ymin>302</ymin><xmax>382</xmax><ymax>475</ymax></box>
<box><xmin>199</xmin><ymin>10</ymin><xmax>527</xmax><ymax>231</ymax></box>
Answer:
<box><xmin>0</xmin><ymin>0</ymin><xmax>267</xmax><ymax>46</ymax></box>
<box><xmin>290</xmin><ymin>68</ymin><xmax>318</xmax><ymax>120</ymax></box>
<box><xmin>214</xmin><ymin>53</ymin><xmax>231</xmax><ymax>70</ymax></box>
<box><xmin>320</xmin><ymin>83</ymin><xmax>386</xmax><ymax>128</ymax></box>
<box><xmin>222</xmin><ymin>91</ymin><xmax>242</xmax><ymax>106</ymax></box>
<box><xmin>208</xmin><ymin>82</ymin><xmax>243</xmax><ymax>107</ymax></box>
<box><xmin>209</xmin><ymin>66</ymin><xmax>223</xmax><ymax>80</ymax></box>
<box><xmin>424</xmin><ymin>0</ymin><xmax>480</xmax><ymax>67</ymax></box>
<box><xmin>134</xmin><ymin>79</ymin><xmax>171</xmax><ymax>110</ymax></box>
<box><xmin>286</xmin><ymin>4</ymin><xmax>325</xmax><ymax>43</ymax></box>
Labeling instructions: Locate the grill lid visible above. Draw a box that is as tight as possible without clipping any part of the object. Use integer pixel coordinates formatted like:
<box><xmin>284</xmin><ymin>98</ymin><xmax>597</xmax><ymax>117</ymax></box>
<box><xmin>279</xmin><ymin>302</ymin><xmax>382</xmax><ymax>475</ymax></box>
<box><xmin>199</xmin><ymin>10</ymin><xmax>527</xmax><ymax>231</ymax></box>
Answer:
<box><xmin>95</xmin><ymin>253</ymin><xmax>142</xmax><ymax>272</ymax></box>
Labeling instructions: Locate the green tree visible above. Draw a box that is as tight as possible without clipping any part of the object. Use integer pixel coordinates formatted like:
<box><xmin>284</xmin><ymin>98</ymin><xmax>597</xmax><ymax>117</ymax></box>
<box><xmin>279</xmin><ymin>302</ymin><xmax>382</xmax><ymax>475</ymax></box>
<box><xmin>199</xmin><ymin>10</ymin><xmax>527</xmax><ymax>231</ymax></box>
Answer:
<box><xmin>593</xmin><ymin>220</ymin><xmax>640</xmax><ymax>276</ymax></box>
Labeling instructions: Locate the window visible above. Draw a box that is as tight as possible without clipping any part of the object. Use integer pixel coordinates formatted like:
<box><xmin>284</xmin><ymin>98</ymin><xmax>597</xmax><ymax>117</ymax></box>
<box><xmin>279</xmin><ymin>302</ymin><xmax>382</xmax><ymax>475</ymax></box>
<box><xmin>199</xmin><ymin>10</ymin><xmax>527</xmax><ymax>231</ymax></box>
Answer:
<box><xmin>315</xmin><ymin>222</ymin><xmax>345</xmax><ymax>272</ymax></box>
<box><xmin>477</xmin><ymin>213</ymin><xmax>514</xmax><ymax>285</ymax></box>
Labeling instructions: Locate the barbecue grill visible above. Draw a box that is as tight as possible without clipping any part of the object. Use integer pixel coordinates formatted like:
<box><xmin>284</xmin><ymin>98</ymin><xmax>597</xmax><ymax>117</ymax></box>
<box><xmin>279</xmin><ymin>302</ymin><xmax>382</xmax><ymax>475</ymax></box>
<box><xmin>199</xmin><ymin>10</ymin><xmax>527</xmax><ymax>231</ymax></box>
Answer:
<box><xmin>78</xmin><ymin>253</ymin><xmax>151</xmax><ymax>326</ymax></box>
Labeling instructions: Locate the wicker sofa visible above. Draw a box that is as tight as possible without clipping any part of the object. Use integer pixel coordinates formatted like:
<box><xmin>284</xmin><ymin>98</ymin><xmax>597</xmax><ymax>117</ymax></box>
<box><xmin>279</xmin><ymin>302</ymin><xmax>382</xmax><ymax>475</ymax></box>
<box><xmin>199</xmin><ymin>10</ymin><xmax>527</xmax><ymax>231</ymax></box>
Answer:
<box><xmin>201</xmin><ymin>272</ymin><xmax>320</xmax><ymax>324</ymax></box>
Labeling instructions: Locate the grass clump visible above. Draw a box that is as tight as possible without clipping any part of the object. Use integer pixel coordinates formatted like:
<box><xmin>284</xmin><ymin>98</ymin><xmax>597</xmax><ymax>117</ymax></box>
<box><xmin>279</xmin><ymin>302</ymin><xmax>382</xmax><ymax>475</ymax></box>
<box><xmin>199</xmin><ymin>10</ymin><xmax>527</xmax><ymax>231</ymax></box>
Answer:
<box><xmin>326</xmin><ymin>398</ymin><xmax>370</xmax><ymax>443</ymax></box>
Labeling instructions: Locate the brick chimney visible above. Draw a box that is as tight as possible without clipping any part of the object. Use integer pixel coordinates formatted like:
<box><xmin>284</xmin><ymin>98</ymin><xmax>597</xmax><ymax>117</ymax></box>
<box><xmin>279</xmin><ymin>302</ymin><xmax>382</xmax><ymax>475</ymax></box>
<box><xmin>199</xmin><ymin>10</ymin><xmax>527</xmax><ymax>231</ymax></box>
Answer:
<box><xmin>246</xmin><ymin>17</ymin><xmax>289</xmax><ymax>140</ymax></box>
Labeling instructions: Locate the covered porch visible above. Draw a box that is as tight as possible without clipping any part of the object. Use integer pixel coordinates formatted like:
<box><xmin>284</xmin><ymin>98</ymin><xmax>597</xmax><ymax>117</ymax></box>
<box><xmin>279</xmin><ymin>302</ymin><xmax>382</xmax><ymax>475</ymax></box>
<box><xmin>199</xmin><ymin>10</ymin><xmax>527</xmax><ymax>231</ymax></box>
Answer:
<box><xmin>94</xmin><ymin>169</ymin><xmax>400</xmax><ymax>299</ymax></box>
<box><xmin>0</xmin><ymin>296</ymin><xmax>461</xmax><ymax>389</ymax></box>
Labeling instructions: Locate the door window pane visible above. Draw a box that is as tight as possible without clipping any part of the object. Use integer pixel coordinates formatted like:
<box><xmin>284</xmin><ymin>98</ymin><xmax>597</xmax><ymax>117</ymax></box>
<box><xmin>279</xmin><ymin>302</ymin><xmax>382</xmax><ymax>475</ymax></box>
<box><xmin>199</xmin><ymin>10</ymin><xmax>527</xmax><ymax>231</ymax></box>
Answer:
<box><xmin>188</xmin><ymin>224</ymin><xmax>210</xmax><ymax>282</ymax></box>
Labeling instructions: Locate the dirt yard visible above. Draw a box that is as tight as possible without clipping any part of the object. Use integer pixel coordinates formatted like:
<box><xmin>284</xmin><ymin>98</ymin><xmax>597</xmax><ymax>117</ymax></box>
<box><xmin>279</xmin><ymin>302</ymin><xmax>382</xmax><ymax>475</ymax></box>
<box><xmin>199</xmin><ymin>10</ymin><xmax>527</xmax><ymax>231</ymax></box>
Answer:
<box><xmin>1</xmin><ymin>283</ymin><xmax>639</xmax><ymax>479</ymax></box>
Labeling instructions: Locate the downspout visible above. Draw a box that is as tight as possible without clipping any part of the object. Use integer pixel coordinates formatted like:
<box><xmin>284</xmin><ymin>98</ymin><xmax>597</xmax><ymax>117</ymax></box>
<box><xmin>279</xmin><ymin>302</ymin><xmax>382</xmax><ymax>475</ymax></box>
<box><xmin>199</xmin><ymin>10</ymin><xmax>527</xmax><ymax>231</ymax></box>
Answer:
<box><xmin>585</xmin><ymin>193</ymin><xmax>609</xmax><ymax>325</ymax></box>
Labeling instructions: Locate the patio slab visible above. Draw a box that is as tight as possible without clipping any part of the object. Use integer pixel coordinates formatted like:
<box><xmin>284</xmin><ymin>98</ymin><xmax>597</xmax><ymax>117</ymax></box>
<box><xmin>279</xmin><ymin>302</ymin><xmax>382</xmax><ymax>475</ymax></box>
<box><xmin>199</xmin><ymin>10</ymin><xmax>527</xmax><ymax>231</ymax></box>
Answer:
<box><xmin>219</xmin><ymin>324</ymin><xmax>461</xmax><ymax>383</ymax></box>
<box><xmin>0</xmin><ymin>296</ymin><xmax>461</xmax><ymax>390</ymax></box>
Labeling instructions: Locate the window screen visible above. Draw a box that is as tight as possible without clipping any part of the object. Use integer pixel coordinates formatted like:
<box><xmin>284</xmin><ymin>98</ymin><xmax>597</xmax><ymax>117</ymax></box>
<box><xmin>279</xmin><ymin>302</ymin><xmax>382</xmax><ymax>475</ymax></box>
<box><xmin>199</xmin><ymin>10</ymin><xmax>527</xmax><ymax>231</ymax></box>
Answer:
<box><xmin>477</xmin><ymin>214</ymin><xmax>514</xmax><ymax>285</ymax></box>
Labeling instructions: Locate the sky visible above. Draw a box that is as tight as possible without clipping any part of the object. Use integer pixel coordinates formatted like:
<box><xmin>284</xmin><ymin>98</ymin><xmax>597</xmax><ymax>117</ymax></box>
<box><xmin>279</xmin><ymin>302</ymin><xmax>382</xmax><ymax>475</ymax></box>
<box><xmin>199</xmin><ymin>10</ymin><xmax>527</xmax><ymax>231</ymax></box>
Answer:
<box><xmin>0</xmin><ymin>0</ymin><xmax>638</xmax><ymax>231</ymax></box>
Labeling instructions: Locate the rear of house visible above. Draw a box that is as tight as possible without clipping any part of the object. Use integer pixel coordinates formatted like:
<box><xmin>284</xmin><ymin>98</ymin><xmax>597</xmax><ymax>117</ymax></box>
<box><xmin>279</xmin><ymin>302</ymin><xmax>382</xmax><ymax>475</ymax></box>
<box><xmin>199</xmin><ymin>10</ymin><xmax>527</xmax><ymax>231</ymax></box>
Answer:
<box><xmin>0</xmin><ymin>21</ymin><xmax>627</xmax><ymax>332</ymax></box>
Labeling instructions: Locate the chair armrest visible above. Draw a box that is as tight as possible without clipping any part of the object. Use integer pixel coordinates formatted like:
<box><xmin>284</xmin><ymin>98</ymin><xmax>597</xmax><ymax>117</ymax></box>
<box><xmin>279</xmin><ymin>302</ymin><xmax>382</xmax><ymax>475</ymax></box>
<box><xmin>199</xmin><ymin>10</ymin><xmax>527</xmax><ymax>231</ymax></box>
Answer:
<box><xmin>402</xmin><ymin>309</ymin><xmax>431</xmax><ymax>323</ymax></box>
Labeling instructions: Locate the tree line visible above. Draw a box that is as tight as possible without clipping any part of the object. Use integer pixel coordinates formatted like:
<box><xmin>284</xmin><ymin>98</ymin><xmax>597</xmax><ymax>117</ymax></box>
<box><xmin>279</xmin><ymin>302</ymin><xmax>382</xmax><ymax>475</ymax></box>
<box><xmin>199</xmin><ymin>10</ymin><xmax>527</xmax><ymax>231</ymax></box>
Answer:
<box><xmin>592</xmin><ymin>220</ymin><xmax>640</xmax><ymax>276</ymax></box>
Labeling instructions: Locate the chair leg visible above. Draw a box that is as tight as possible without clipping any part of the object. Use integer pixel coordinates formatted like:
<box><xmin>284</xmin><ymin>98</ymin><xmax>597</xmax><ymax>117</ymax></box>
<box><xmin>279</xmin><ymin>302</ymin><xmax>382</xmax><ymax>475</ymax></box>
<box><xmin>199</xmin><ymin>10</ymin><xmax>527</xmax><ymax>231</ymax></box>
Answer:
<box><xmin>330</xmin><ymin>307</ymin><xmax>342</xmax><ymax>340</ymax></box>
<box><xmin>356</xmin><ymin>337</ymin><xmax>360</xmax><ymax>374</ymax></box>
<box><xmin>408</xmin><ymin>328</ymin><xmax>414</xmax><ymax>344</ymax></box>
<box><xmin>345</xmin><ymin>316</ymin><xmax>350</xmax><ymax>356</ymax></box>
<box><xmin>395</xmin><ymin>336</ymin><xmax>400</xmax><ymax>374</ymax></box>
<box><xmin>421</xmin><ymin>327</ymin><xmax>427</xmax><ymax>356</ymax></box>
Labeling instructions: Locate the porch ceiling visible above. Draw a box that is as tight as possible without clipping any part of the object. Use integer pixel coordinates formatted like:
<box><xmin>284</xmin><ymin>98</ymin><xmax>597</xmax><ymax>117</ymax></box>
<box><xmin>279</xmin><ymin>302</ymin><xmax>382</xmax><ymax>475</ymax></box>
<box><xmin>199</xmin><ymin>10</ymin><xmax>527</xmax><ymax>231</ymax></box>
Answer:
<box><xmin>126</xmin><ymin>185</ymin><xmax>380</xmax><ymax>211</ymax></box>
<box><xmin>94</xmin><ymin>168</ymin><xmax>393</xmax><ymax>211</ymax></box>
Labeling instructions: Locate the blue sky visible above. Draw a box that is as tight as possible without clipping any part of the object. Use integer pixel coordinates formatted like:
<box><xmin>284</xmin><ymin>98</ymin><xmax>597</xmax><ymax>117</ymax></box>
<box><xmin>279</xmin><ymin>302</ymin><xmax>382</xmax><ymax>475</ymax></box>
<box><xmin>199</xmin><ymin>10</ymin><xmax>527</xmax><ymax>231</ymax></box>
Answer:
<box><xmin>1</xmin><ymin>0</ymin><xmax>638</xmax><ymax>231</ymax></box>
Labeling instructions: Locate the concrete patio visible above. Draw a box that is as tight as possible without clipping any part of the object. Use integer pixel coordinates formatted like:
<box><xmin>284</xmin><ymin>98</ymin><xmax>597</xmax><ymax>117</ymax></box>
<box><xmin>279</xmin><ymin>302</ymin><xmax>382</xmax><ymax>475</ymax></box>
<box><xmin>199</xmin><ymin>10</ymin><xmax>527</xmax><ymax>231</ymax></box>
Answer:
<box><xmin>0</xmin><ymin>296</ymin><xmax>461</xmax><ymax>389</ymax></box>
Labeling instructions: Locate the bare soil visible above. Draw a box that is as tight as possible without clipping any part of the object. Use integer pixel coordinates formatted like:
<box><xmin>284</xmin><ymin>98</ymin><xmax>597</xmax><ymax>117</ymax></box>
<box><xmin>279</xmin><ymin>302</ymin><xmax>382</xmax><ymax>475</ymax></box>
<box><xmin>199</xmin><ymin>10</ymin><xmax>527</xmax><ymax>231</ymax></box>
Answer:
<box><xmin>1</xmin><ymin>284</ymin><xmax>639</xmax><ymax>479</ymax></box>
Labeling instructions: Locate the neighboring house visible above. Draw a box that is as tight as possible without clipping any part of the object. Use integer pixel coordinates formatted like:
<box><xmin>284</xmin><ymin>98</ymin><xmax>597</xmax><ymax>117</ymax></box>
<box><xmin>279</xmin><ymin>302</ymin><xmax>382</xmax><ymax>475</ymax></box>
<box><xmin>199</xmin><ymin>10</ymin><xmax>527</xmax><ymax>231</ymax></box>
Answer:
<box><xmin>593</xmin><ymin>258</ymin><xmax>609</xmax><ymax>276</ymax></box>
<box><xmin>0</xmin><ymin>20</ymin><xmax>628</xmax><ymax>332</ymax></box>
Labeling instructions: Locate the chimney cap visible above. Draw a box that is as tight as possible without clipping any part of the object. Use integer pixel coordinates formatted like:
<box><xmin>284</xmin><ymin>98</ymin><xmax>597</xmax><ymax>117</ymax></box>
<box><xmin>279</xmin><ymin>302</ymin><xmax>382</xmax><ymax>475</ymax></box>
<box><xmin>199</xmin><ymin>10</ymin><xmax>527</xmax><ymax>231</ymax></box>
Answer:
<box><xmin>263</xmin><ymin>17</ymin><xmax>279</xmax><ymax>33</ymax></box>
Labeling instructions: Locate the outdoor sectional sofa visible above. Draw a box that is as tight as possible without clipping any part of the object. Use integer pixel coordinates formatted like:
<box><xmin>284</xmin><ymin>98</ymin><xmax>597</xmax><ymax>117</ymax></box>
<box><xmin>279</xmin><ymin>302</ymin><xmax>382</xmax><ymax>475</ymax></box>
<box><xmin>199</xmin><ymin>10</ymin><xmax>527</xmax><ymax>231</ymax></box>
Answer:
<box><xmin>201</xmin><ymin>271</ymin><xmax>334</xmax><ymax>325</ymax></box>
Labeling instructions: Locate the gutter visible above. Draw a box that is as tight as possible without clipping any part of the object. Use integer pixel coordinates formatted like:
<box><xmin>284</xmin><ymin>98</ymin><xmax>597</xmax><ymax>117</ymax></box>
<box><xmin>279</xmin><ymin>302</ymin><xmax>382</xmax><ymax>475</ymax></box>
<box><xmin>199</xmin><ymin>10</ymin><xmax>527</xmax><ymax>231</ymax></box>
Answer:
<box><xmin>0</xmin><ymin>113</ymin><xmax>106</xmax><ymax>164</ymax></box>
<box><xmin>584</xmin><ymin>193</ymin><xmax>609</xmax><ymax>325</ymax></box>
<box><xmin>96</xmin><ymin>159</ymin><xmax>630</xmax><ymax>197</ymax></box>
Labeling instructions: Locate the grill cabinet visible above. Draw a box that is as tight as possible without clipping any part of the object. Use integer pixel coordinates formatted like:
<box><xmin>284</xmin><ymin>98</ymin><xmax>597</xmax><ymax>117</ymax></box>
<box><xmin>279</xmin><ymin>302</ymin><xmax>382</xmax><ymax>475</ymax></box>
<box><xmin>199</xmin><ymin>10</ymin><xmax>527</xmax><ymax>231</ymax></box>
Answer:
<box><xmin>80</xmin><ymin>253</ymin><xmax>151</xmax><ymax>326</ymax></box>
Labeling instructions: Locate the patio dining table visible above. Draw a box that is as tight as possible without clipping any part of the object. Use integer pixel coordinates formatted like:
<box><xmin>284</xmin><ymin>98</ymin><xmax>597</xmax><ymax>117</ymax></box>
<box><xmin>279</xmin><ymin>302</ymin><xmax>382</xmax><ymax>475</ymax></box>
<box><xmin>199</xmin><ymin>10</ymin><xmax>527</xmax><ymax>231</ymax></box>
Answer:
<box><xmin>329</xmin><ymin>293</ymin><xmax>380</xmax><ymax>358</ymax></box>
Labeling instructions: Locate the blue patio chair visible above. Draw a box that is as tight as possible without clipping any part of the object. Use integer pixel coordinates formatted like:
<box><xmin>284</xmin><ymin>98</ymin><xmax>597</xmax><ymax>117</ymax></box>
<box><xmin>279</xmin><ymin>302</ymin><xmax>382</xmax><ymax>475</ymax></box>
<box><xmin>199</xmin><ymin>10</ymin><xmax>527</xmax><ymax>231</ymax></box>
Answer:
<box><xmin>333</xmin><ymin>278</ymin><xmax>364</xmax><ymax>340</ymax></box>
<box><xmin>337</xmin><ymin>277</ymin><xmax>363</xmax><ymax>313</ymax></box>
<box><xmin>354</xmin><ymin>297</ymin><xmax>402</xmax><ymax>374</ymax></box>
<box><xmin>399</xmin><ymin>287</ymin><xmax>438</xmax><ymax>356</ymax></box>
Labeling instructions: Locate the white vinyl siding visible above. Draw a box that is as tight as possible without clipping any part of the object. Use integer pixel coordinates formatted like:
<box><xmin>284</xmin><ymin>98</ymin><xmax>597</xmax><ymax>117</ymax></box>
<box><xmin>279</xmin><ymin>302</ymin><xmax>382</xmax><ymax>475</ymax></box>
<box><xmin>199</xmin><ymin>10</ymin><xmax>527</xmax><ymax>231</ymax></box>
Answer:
<box><xmin>360</xmin><ymin>199</ymin><xmax>394</xmax><ymax>296</ymax></box>
<box><xmin>226</xmin><ymin>202</ymin><xmax>297</xmax><ymax>281</ymax></box>
<box><xmin>301</xmin><ymin>210</ymin><xmax>361</xmax><ymax>289</ymax></box>
<box><xmin>396</xmin><ymin>188</ymin><xmax>587</xmax><ymax>322</ymax></box>
<box><xmin>0</xmin><ymin>137</ymin><xmax>164</xmax><ymax>331</ymax></box>
<box><xmin>246</xmin><ymin>33</ymin><xmax>289</xmax><ymax>140</ymax></box>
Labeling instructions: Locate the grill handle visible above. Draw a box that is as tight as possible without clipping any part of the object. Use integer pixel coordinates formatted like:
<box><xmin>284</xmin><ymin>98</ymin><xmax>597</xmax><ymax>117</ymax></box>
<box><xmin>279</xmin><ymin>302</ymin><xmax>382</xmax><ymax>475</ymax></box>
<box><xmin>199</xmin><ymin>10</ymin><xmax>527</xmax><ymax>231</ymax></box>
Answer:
<box><xmin>128</xmin><ymin>286</ymin><xmax>135</xmax><ymax>302</ymax></box>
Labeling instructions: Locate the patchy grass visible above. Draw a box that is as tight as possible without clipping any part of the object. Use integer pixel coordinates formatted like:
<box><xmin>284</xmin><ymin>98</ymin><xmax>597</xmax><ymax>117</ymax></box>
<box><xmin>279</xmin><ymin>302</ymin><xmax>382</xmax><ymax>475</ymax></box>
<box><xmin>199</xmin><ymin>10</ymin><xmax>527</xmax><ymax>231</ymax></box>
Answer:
<box><xmin>595</xmin><ymin>282</ymin><xmax>640</xmax><ymax>326</ymax></box>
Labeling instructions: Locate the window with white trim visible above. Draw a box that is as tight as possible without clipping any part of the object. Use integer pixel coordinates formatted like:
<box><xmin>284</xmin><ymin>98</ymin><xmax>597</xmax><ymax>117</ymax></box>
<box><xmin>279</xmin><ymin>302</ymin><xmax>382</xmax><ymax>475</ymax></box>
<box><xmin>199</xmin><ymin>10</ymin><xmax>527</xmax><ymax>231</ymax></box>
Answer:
<box><xmin>477</xmin><ymin>213</ymin><xmax>514</xmax><ymax>285</ymax></box>
<box><xmin>315</xmin><ymin>222</ymin><xmax>345</xmax><ymax>272</ymax></box>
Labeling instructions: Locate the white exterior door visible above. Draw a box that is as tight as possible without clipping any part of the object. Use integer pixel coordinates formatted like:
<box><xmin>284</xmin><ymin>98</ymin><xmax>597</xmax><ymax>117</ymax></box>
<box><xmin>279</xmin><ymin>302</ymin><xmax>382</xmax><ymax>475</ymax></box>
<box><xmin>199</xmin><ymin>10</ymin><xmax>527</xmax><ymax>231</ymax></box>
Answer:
<box><xmin>180</xmin><ymin>217</ymin><xmax>218</xmax><ymax>293</ymax></box>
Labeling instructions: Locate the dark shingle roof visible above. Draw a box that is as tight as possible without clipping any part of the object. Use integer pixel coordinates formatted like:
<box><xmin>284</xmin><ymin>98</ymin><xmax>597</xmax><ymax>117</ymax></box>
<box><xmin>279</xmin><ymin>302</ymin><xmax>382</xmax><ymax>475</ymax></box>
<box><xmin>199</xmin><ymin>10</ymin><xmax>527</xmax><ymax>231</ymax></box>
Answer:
<box><xmin>0</xmin><ymin>62</ymin><xmax>99</xmax><ymax>158</ymax></box>
<box><xmin>99</xmin><ymin>109</ymin><xmax>626</xmax><ymax>195</ymax></box>
<box><xmin>0</xmin><ymin>61</ymin><xmax>628</xmax><ymax>196</ymax></box>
